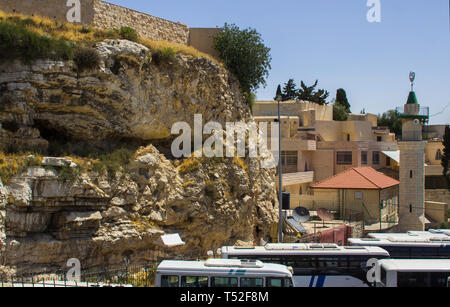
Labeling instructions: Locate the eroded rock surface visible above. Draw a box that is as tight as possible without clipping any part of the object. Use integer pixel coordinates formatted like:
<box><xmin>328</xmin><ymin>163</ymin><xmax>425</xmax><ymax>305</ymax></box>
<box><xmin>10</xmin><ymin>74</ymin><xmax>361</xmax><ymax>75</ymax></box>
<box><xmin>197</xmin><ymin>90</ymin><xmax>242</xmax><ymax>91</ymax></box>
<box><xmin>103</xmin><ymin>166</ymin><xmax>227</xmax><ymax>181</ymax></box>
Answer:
<box><xmin>0</xmin><ymin>39</ymin><xmax>278</xmax><ymax>276</ymax></box>
<box><xmin>1</xmin><ymin>145</ymin><xmax>278</xmax><ymax>275</ymax></box>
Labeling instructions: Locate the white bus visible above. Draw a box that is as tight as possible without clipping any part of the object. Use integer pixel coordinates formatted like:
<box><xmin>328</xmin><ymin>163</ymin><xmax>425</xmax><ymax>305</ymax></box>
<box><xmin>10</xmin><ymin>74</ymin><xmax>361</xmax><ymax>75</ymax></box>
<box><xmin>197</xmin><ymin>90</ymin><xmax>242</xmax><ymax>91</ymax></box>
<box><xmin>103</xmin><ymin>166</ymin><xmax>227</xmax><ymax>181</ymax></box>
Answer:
<box><xmin>376</xmin><ymin>259</ymin><xmax>450</xmax><ymax>287</ymax></box>
<box><xmin>349</xmin><ymin>233</ymin><xmax>450</xmax><ymax>259</ymax></box>
<box><xmin>221</xmin><ymin>243</ymin><xmax>390</xmax><ymax>287</ymax></box>
<box><xmin>155</xmin><ymin>259</ymin><xmax>294</xmax><ymax>287</ymax></box>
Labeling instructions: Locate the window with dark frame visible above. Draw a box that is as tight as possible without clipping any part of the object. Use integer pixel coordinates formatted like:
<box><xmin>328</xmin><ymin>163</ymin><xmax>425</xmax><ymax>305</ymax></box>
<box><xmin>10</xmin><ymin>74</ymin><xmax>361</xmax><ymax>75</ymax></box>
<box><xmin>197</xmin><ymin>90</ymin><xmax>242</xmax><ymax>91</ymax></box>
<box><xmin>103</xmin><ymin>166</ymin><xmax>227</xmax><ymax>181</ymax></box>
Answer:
<box><xmin>337</xmin><ymin>151</ymin><xmax>353</xmax><ymax>165</ymax></box>
<box><xmin>361</xmin><ymin>151</ymin><xmax>368</xmax><ymax>165</ymax></box>
<box><xmin>372</xmin><ymin>151</ymin><xmax>380</xmax><ymax>165</ymax></box>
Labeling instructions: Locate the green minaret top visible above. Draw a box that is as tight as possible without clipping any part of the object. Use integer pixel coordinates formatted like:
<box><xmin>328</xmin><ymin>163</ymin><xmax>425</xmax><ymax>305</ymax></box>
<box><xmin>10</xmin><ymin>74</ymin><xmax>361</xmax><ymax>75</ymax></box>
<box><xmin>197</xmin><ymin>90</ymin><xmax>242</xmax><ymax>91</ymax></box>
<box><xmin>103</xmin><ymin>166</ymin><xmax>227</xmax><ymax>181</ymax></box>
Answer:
<box><xmin>406</xmin><ymin>91</ymin><xmax>419</xmax><ymax>105</ymax></box>
<box><xmin>406</xmin><ymin>72</ymin><xmax>419</xmax><ymax>105</ymax></box>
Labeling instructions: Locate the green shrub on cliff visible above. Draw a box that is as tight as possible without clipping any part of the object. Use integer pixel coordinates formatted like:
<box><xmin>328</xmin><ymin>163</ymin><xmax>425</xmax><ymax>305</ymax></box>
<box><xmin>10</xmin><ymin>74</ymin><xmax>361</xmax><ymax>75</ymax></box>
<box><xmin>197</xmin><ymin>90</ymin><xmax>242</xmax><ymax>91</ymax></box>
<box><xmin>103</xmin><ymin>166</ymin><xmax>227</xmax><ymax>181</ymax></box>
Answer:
<box><xmin>0</xmin><ymin>152</ymin><xmax>42</xmax><ymax>185</ymax></box>
<box><xmin>152</xmin><ymin>47</ymin><xmax>176</xmax><ymax>65</ymax></box>
<box><xmin>213</xmin><ymin>23</ymin><xmax>271</xmax><ymax>104</ymax></box>
<box><xmin>119</xmin><ymin>26</ymin><xmax>140</xmax><ymax>42</ymax></box>
<box><xmin>74</xmin><ymin>47</ymin><xmax>101</xmax><ymax>71</ymax></box>
<box><xmin>92</xmin><ymin>148</ymin><xmax>134</xmax><ymax>176</ymax></box>
<box><xmin>0</xmin><ymin>21</ymin><xmax>75</xmax><ymax>62</ymax></box>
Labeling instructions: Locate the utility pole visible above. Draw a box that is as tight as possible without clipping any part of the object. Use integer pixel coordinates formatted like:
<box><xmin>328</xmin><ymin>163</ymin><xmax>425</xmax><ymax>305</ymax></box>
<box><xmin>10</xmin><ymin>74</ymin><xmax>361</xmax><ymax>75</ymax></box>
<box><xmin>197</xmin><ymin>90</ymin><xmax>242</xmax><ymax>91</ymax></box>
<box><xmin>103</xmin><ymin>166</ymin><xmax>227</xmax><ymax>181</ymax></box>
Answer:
<box><xmin>275</xmin><ymin>85</ymin><xmax>284</xmax><ymax>243</ymax></box>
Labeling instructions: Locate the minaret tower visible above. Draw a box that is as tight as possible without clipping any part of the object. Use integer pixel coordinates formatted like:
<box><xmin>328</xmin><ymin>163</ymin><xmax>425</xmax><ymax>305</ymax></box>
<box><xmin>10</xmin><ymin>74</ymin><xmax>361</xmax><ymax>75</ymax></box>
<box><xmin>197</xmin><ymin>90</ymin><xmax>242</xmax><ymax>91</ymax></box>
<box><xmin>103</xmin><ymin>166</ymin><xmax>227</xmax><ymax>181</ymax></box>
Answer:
<box><xmin>397</xmin><ymin>72</ymin><xmax>429</xmax><ymax>232</ymax></box>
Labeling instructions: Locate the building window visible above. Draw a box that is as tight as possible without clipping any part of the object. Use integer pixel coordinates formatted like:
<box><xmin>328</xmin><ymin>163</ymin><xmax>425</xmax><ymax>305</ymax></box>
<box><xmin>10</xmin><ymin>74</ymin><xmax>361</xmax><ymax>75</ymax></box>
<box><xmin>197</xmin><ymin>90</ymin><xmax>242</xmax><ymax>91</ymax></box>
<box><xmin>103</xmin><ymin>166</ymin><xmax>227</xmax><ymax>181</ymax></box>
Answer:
<box><xmin>377</xmin><ymin>136</ymin><xmax>382</xmax><ymax>142</ymax></box>
<box><xmin>355</xmin><ymin>192</ymin><xmax>363</xmax><ymax>200</ymax></box>
<box><xmin>282</xmin><ymin>151</ymin><xmax>298</xmax><ymax>166</ymax></box>
<box><xmin>337</xmin><ymin>152</ymin><xmax>353</xmax><ymax>165</ymax></box>
<box><xmin>386</xmin><ymin>157</ymin><xmax>391</xmax><ymax>167</ymax></box>
<box><xmin>361</xmin><ymin>151</ymin><xmax>368</xmax><ymax>165</ymax></box>
<box><xmin>410</xmin><ymin>170</ymin><xmax>413</xmax><ymax>178</ymax></box>
<box><xmin>347</xmin><ymin>134</ymin><xmax>351</xmax><ymax>142</ymax></box>
<box><xmin>372</xmin><ymin>151</ymin><xmax>380</xmax><ymax>165</ymax></box>
<box><xmin>435</xmin><ymin>149</ymin><xmax>442</xmax><ymax>161</ymax></box>
<box><xmin>410</xmin><ymin>205</ymin><xmax>413</xmax><ymax>213</ymax></box>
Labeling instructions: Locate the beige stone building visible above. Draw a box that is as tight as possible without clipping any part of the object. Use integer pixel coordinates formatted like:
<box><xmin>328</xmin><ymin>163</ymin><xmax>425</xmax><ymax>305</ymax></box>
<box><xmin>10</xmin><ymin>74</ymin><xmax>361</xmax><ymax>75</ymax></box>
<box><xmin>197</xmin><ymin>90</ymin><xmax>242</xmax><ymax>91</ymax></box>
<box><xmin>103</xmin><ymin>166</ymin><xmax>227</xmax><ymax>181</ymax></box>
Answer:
<box><xmin>252</xmin><ymin>100</ymin><xmax>398</xmax><ymax>210</ymax></box>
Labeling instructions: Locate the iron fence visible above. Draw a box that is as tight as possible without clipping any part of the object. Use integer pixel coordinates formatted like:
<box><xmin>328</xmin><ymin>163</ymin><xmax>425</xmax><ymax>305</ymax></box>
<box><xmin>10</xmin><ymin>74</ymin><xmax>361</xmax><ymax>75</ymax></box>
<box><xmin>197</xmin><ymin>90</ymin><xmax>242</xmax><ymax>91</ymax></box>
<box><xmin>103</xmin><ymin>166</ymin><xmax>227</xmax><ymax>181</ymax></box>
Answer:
<box><xmin>0</xmin><ymin>264</ymin><xmax>158</xmax><ymax>288</ymax></box>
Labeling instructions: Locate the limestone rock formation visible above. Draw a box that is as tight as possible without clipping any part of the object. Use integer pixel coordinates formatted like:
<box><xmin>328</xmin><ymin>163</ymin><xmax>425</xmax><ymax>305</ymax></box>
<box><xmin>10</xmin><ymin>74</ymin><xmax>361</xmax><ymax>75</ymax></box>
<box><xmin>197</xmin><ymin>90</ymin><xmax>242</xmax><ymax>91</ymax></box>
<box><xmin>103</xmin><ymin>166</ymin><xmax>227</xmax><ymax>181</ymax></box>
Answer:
<box><xmin>0</xmin><ymin>39</ymin><xmax>278</xmax><ymax>277</ymax></box>
<box><xmin>0</xmin><ymin>39</ymin><xmax>250</xmax><ymax>151</ymax></box>
<box><xmin>1</xmin><ymin>145</ymin><xmax>278</xmax><ymax>275</ymax></box>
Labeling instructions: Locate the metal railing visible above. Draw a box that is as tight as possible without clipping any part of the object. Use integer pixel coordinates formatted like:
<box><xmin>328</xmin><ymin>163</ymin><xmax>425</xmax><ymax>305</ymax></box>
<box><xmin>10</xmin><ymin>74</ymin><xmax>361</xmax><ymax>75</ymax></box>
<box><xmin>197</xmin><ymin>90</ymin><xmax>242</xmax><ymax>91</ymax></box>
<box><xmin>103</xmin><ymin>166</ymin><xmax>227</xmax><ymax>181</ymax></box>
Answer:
<box><xmin>0</xmin><ymin>264</ymin><xmax>158</xmax><ymax>288</ymax></box>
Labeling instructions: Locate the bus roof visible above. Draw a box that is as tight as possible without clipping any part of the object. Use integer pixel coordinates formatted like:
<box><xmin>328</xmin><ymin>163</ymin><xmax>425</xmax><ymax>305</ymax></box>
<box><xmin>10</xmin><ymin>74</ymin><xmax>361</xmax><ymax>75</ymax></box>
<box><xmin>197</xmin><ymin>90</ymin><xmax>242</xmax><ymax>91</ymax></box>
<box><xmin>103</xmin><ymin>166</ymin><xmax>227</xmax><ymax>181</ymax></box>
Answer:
<box><xmin>157</xmin><ymin>259</ymin><xmax>292</xmax><ymax>277</ymax></box>
<box><xmin>221</xmin><ymin>244</ymin><xmax>389</xmax><ymax>256</ymax></box>
<box><xmin>368</xmin><ymin>230</ymin><xmax>450</xmax><ymax>240</ymax></box>
<box><xmin>349</xmin><ymin>237</ymin><xmax>450</xmax><ymax>247</ymax></box>
<box><xmin>378</xmin><ymin>259</ymin><xmax>450</xmax><ymax>272</ymax></box>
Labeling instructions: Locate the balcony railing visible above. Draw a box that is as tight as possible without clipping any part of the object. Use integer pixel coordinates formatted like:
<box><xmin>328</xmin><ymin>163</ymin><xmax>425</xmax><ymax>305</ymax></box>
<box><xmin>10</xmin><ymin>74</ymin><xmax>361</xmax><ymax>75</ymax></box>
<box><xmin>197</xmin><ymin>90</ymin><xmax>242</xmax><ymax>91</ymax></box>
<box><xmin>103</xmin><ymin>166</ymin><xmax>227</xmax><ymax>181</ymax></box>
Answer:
<box><xmin>395</xmin><ymin>107</ymin><xmax>430</xmax><ymax>120</ymax></box>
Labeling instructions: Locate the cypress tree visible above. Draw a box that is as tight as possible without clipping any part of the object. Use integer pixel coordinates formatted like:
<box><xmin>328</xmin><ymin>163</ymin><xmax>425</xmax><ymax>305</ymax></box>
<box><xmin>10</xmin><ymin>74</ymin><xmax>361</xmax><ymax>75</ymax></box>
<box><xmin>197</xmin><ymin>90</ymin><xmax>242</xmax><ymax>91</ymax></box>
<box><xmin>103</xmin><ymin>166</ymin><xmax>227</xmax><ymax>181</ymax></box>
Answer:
<box><xmin>282</xmin><ymin>79</ymin><xmax>297</xmax><ymax>101</ymax></box>
<box><xmin>335</xmin><ymin>88</ymin><xmax>351</xmax><ymax>113</ymax></box>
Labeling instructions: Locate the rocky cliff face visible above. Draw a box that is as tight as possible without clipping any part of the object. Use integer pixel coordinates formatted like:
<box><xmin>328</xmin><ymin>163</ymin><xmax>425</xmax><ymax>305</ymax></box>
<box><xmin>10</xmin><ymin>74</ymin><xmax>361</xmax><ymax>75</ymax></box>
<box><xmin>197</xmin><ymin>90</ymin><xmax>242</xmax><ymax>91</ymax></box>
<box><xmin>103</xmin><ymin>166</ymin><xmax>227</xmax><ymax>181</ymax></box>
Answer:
<box><xmin>0</xmin><ymin>39</ymin><xmax>250</xmax><ymax>151</ymax></box>
<box><xmin>0</xmin><ymin>40</ymin><xmax>278</xmax><ymax>276</ymax></box>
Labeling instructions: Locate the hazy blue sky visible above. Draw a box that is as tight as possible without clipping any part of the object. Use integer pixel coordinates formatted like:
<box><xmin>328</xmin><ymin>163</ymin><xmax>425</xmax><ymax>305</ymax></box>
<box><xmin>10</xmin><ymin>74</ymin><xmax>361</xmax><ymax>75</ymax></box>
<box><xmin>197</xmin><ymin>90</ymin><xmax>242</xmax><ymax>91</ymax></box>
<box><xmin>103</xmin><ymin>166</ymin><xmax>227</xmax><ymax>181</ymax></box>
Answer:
<box><xmin>108</xmin><ymin>0</ymin><xmax>450</xmax><ymax>124</ymax></box>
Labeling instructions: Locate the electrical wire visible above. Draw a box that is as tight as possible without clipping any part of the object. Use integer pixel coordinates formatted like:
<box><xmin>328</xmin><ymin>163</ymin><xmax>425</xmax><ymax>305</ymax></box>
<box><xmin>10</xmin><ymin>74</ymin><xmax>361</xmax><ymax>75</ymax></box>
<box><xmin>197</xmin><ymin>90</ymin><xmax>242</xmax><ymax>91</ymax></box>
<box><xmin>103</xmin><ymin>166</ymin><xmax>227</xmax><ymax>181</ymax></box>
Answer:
<box><xmin>429</xmin><ymin>102</ymin><xmax>450</xmax><ymax>117</ymax></box>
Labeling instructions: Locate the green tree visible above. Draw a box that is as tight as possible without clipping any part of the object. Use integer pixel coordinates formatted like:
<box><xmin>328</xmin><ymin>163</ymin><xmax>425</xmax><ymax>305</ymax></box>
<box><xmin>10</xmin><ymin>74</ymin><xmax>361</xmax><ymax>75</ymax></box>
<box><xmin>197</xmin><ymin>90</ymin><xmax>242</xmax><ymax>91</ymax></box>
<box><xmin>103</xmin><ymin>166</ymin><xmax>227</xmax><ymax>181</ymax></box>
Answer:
<box><xmin>378</xmin><ymin>110</ymin><xmax>402</xmax><ymax>138</ymax></box>
<box><xmin>333</xmin><ymin>104</ymin><xmax>349</xmax><ymax>121</ymax></box>
<box><xmin>296</xmin><ymin>80</ymin><xmax>329</xmax><ymax>105</ymax></box>
<box><xmin>282</xmin><ymin>79</ymin><xmax>297</xmax><ymax>101</ymax></box>
<box><xmin>214</xmin><ymin>23</ymin><xmax>272</xmax><ymax>104</ymax></box>
<box><xmin>275</xmin><ymin>84</ymin><xmax>282</xmax><ymax>100</ymax></box>
<box><xmin>335</xmin><ymin>88</ymin><xmax>351</xmax><ymax>113</ymax></box>
<box><xmin>442</xmin><ymin>125</ymin><xmax>450</xmax><ymax>188</ymax></box>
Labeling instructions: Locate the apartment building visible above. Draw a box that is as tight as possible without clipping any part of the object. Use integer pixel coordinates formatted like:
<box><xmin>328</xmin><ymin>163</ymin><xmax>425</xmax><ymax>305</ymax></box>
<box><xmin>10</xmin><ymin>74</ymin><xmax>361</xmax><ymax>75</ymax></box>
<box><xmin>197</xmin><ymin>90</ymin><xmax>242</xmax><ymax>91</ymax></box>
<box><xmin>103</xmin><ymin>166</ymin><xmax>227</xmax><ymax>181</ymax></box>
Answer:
<box><xmin>252</xmin><ymin>100</ymin><xmax>398</xmax><ymax>209</ymax></box>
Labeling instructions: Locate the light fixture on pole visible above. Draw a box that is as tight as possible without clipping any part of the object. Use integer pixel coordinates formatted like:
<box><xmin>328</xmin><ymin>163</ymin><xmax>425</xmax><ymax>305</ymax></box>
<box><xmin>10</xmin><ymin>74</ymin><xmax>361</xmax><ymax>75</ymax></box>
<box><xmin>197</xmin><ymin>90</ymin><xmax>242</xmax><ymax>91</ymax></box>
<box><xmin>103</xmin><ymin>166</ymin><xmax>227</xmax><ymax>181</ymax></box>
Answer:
<box><xmin>275</xmin><ymin>85</ymin><xmax>283</xmax><ymax>243</ymax></box>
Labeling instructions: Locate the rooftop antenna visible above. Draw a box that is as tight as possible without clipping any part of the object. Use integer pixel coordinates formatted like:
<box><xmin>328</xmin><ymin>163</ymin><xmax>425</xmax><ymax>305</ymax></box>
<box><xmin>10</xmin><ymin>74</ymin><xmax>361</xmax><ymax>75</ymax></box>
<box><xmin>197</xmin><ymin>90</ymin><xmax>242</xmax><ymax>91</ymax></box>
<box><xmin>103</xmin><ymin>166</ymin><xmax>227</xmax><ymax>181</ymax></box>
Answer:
<box><xmin>409</xmin><ymin>72</ymin><xmax>415</xmax><ymax>91</ymax></box>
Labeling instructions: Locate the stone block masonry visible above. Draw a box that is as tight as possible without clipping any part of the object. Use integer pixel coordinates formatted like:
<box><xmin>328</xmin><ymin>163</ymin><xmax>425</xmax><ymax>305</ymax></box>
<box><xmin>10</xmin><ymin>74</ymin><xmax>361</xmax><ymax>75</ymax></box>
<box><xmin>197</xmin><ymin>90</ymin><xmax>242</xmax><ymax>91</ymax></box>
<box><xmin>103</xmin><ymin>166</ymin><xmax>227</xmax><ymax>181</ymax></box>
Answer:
<box><xmin>92</xmin><ymin>1</ymin><xmax>189</xmax><ymax>45</ymax></box>
<box><xmin>0</xmin><ymin>0</ymin><xmax>95</xmax><ymax>23</ymax></box>
<box><xmin>0</xmin><ymin>0</ymin><xmax>194</xmax><ymax>46</ymax></box>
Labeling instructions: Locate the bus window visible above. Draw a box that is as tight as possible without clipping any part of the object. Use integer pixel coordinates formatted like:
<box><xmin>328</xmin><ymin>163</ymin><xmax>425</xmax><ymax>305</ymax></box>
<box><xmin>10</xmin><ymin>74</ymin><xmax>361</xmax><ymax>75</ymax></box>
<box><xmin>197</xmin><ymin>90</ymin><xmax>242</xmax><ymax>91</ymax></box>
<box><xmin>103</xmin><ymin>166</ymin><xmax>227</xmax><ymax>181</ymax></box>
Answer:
<box><xmin>181</xmin><ymin>276</ymin><xmax>209</xmax><ymax>288</ymax></box>
<box><xmin>211</xmin><ymin>277</ymin><xmax>238</xmax><ymax>287</ymax></box>
<box><xmin>430</xmin><ymin>272</ymin><xmax>450</xmax><ymax>288</ymax></box>
<box><xmin>380</xmin><ymin>267</ymin><xmax>387</xmax><ymax>287</ymax></box>
<box><xmin>397</xmin><ymin>272</ymin><xmax>429</xmax><ymax>287</ymax></box>
<box><xmin>410</xmin><ymin>247</ymin><xmax>440</xmax><ymax>258</ymax></box>
<box><xmin>161</xmin><ymin>275</ymin><xmax>179</xmax><ymax>287</ymax></box>
<box><xmin>387</xmin><ymin>247</ymin><xmax>411</xmax><ymax>259</ymax></box>
<box><xmin>240</xmin><ymin>278</ymin><xmax>264</xmax><ymax>287</ymax></box>
<box><xmin>317</xmin><ymin>257</ymin><xmax>339</xmax><ymax>268</ymax></box>
<box><xmin>266</xmin><ymin>277</ymin><xmax>292</xmax><ymax>287</ymax></box>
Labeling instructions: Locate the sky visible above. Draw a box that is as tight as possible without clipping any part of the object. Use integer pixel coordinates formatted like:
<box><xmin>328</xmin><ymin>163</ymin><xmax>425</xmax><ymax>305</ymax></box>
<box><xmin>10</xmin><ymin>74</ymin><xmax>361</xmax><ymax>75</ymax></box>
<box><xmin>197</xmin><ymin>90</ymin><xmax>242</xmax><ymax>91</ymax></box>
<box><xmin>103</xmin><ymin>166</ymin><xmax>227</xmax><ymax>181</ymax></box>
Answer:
<box><xmin>107</xmin><ymin>0</ymin><xmax>450</xmax><ymax>125</ymax></box>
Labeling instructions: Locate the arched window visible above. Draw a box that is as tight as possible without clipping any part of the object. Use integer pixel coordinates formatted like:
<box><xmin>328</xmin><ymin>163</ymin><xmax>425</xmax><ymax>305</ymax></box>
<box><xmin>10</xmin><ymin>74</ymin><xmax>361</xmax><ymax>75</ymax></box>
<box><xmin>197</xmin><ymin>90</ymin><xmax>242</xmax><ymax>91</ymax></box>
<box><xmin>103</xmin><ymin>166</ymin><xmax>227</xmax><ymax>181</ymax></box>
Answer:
<box><xmin>435</xmin><ymin>149</ymin><xmax>442</xmax><ymax>161</ymax></box>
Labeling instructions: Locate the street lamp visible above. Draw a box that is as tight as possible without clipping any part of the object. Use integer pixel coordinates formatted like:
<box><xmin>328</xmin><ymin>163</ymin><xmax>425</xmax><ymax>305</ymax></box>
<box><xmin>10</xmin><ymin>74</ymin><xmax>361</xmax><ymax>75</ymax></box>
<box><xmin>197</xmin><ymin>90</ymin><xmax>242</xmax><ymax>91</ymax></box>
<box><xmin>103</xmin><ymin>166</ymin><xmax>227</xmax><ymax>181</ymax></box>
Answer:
<box><xmin>275</xmin><ymin>85</ymin><xmax>283</xmax><ymax>243</ymax></box>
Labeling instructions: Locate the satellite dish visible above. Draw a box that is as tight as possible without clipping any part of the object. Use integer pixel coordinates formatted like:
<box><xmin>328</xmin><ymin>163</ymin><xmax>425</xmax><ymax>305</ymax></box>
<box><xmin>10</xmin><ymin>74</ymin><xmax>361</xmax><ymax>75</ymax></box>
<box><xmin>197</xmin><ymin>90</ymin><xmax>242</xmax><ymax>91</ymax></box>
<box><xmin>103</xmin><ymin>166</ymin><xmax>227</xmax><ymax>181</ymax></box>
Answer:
<box><xmin>293</xmin><ymin>207</ymin><xmax>311</xmax><ymax>223</ymax></box>
<box><xmin>317</xmin><ymin>208</ymin><xmax>334</xmax><ymax>222</ymax></box>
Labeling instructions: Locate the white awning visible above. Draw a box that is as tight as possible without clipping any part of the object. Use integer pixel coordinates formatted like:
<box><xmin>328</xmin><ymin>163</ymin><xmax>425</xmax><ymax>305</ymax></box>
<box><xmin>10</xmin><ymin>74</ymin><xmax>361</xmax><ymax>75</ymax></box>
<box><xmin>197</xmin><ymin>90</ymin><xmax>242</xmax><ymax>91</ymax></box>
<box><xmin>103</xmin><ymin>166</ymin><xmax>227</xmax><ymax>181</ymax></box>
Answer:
<box><xmin>161</xmin><ymin>234</ymin><xmax>185</xmax><ymax>247</ymax></box>
<box><xmin>382</xmin><ymin>151</ymin><xmax>400</xmax><ymax>163</ymax></box>
<box><xmin>382</xmin><ymin>150</ymin><xmax>428</xmax><ymax>166</ymax></box>
<box><xmin>277</xmin><ymin>171</ymin><xmax>315</xmax><ymax>187</ymax></box>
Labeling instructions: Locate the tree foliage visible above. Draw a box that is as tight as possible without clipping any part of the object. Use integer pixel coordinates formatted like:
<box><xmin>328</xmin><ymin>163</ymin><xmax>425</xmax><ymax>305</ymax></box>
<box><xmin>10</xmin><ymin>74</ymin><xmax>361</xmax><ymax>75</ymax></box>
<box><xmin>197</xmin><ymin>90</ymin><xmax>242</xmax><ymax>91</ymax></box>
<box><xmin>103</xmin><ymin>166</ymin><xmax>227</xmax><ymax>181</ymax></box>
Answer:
<box><xmin>378</xmin><ymin>110</ymin><xmax>402</xmax><ymax>137</ymax></box>
<box><xmin>278</xmin><ymin>79</ymin><xmax>330</xmax><ymax>105</ymax></box>
<box><xmin>335</xmin><ymin>88</ymin><xmax>351</xmax><ymax>113</ymax></box>
<box><xmin>282</xmin><ymin>79</ymin><xmax>297</xmax><ymax>101</ymax></box>
<box><xmin>297</xmin><ymin>80</ymin><xmax>329</xmax><ymax>105</ymax></box>
<box><xmin>442</xmin><ymin>125</ymin><xmax>450</xmax><ymax>188</ymax></box>
<box><xmin>333</xmin><ymin>104</ymin><xmax>349</xmax><ymax>121</ymax></box>
<box><xmin>214</xmin><ymin>23</ymin><xmax>272</xmax><ymax>102</ymax></box>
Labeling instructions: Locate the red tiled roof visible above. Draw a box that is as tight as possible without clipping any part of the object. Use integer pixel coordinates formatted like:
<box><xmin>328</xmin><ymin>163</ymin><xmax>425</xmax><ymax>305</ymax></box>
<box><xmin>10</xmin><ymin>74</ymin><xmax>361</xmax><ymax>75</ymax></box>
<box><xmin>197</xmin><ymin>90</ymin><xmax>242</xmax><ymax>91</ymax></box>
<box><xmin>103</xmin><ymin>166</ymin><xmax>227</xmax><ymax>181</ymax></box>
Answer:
<box><xmin>311</xmin><ymin>167</ymin><xmax>400</xmax><ymax>190</ymax></box>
